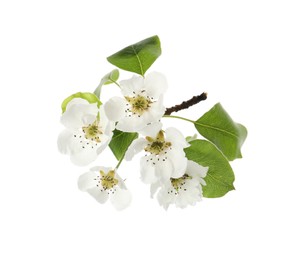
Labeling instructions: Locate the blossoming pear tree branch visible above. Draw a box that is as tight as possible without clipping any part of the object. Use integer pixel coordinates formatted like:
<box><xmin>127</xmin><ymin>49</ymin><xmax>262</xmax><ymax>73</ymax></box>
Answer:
<box><xmin>57</xmin><ymin>35</ymin><xmax>247</xmax><ymax>210</ymax></box>
<box><xmin>164</xmin><ymin>92</ymin><xmax>208</xmax><ymax>115</ymax></box>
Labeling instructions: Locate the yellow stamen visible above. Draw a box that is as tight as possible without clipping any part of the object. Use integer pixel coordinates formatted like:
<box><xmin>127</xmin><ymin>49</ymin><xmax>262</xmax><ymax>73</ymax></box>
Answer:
<box><xmin>100</xmin><ymin>170</ymin><xmax>118</xmax><ymax>190</ymax></box>
<box><xmin>125</xmin><ymin>95</ymin><xmax>152</xmax><ymax>115</ymax></box>
<box><xmin>82</xmin><ymin>120</ymin><xmax>103</xmax><ymax>143</ymax></box>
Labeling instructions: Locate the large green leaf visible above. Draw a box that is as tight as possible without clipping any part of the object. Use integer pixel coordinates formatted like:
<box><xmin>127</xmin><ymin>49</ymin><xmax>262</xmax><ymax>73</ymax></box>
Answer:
<box><xmin>185</xmin><ymin>139</ymin><xmax>235</xmax><ymax>198</ymax></box>
<box><xmin>93</xmin><ymin>69</ymin><xmax>119</xmax><ymax>98</ymax></box>
<box><xmin>107</xmin><ymin>35</ymin><xmax>161</xmax><ymax>76</ymax></box>
<box><xmin>61</xmin><ymin>92</ymin><xmax>101</xmax><ymax>113</ymax></box>
<box><xmin>109</xmin><ymin>130</ymin><xmax>138</xmax><ymax>161</ymax></box>
<box><xmin>194</xmin><ymin>103</ymin><xmax>247</xmax><ymax>161</ymax></box>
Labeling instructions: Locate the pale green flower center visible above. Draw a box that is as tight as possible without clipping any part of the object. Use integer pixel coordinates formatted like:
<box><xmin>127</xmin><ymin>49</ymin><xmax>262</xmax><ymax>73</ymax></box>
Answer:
<box><xmin>170</xmin><ymin>174</ymin><xmax>192</xmax><ymax>193</ymax></box>
<box><xmin>125</xmin><ymin>95</ymin><xmax>152</xmax><ymax>115</ymax></box>
<box><xmin>100</xmin><ymin>170</ymin><xmax>118</xmax><ymax>190</ymax></box>
<box><xmin>145</xmin><ymin>130</ymin><xmax>172</xmax><ymax>155</ymax></box>
<box><xmin>82</xmin><ymin>120</ymin><xmax>103</xmax><ymax>143</ymax></box>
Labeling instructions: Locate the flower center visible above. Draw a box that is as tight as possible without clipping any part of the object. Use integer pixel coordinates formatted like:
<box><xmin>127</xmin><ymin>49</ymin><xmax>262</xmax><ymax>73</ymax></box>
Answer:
<box><xmin>169</xmin><ymin>174</ymin><xmax>192</xmax><ymax>194</ymax></box>
<box><xmin>82</xmin><ymin>120</ymin><xmax>103</xmax><ymax>143</ymax></box>
<box><xmin>125</xmin><ymin>95</ymin><xmax>152</xmax><ymax>115</ymax></box>
<box><xmin>100</xmin><ymin>170</ymin><xmax>118</xmax><ymax>190</ymax></box>
<box><xmin>145</xmin><ymin>130</ymin><xmax>172</xmax><ymax>155</ymax></box>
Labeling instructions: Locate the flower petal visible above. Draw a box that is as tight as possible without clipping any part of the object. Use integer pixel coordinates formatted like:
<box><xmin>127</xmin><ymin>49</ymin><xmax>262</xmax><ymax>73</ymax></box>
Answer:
<box><xmin>165</xmin><ymin>127</ymin><xmax>189</xmax><ymax>148</ymax></box>
<box><xmin>148</xmin><ymin>95</ymin><xmax>166</xmax><ymax>119</ymax></box>
<box><xmin>90</xmin><ymin>166</ymin><xmax>112</xmax><ymax>173</ymax></box>
<box><xmin>116</xmin><ymin>115</ymin><xmax>146</xmax><ymax>132</ymax></box>
<box><xmin>138</xmin><ymin>122</ymin><xmax>162</xmax><ymax>137</ymax></box>
<box><xmin>87</xmin><ymin>188</ymin><xmax>109</xmax><ymax>204</ymax></box>
<box><xmin>155</xmin><ymin>157</ymin><xmax>174</xmax><ymax>181</ymax></box>
<box><xmin>57</xmin><ymin>130</ymin><xmax>73</xmax><ymax>154</ymax></box>
<box><xmin>65</xmin><ymin>97</ymin><xmax>89</xmax><ymax>109</ymax></box>
<box><xmin>78</xmin><ymin>171</ymin><xmax>98</xmax><ymax>191</ymax></box>
<box><xmin>125</xmin><ymin>138</ymin><xmax>147</xmax><ymax>161</ymax></box>
<box><xmin>120</xmin><ymin>75</ymin><xmax>144</xmax><ymax>96</ymax></box>
<box><xmin>70</xmin><ymin>147</ymin><xmax>98</xmax><ymax>166</ymax></box>
<box><xmin>110</xmin><ymin>187</ymin><xmax>132</xmax><ymax>210</ymax></box>
<box><xmin>187</xmin><ymin>160</ymin><xmax>208</xmax><ymax>179</ymax></box>
<box><xmin>150</xmin><ymin>182</ymin><xmax>161</xmax><ymax>198</ymax></box>
<box><xmin>166</xmin><ymin>148</ymin><xmax>188</xmax><ymax>178</ymax></box>
<box><xmin>157</xmin><ymin>185</ymin><xmax>175</xmax><ymax>210</ymax></box>
<box><xmin>140</xmin><ymin>156</ymin><xmax>157</xmax><ymax>184</ymax></box>
<box><xmin>61</xmin><ymin>102</ymin><xmax>98</xmax><ymax>130</ymax></box>
<box><xmin>144</xmin><ymin>72</ymin><xmax>168</xmax><ymax>99</ymax></box>
<box><xmin>104</xmin><ymin>97</ymin><xmax>127</xmax><ymax>122</ymax></box>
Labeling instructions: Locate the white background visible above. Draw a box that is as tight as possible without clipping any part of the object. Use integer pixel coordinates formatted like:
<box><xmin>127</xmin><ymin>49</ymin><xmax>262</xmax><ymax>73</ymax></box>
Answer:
<box><xmin>1</xmin><ymin>0</ymin><xmax>302</xmax><ymax>259</ymax></box>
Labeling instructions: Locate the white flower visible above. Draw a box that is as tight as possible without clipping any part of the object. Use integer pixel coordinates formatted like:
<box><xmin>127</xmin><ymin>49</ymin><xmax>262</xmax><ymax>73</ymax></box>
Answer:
<box><xmin>104</xmin><ymin>72</ymin><xmax>167</xmax><ymax>132</ymax></box>
<box><xmin>57</xmin><ymin>98</ymin><xmax>114</xmax><ymax>166</ymax></box>
<box><xmin>78</xmin><ymin>166</ymin><xmax>132</xmax><ymax>210</ymax></box>
<box><xmin>125</xmin><ymin>127</ymin><xmax>189</xmax><ymax>184</ymax></box>
<box><xmin>151</xmin><ymin>160</ymin><xmax>208</xmax><ymax>210</ymax></box>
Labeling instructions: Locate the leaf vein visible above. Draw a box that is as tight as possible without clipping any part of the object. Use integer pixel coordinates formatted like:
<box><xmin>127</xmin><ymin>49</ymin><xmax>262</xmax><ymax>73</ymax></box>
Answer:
<box><xmin>195</xmin><ymin>122</ymin><xmax>239</xmax><ymax>139</ymax></box>
<box><xmin>131</xmin><ymin>45</ymin><xmax>144</xmax><ymax>76</ymax></box>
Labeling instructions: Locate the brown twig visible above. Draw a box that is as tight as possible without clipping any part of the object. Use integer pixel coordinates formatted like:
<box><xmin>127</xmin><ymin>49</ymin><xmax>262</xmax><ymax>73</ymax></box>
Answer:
<box><xmin>164</xmin><ymin>92</ymin><xmax>207</xmax><ymax>115</ymax></box>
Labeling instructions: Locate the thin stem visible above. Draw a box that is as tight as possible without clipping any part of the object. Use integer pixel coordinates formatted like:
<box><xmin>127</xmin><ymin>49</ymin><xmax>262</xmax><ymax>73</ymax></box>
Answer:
<box><xmin>110</xmin><ymin>80</ymin><xmax>121</xmax><ymax>88</ymax></box>
<box><xmin>163</xmin><ymin>115</ymin><xmax>195</xmax><ymax>124</ymax></box>
<box><xmin>94</xmin><ymin>80</ymin><xmax>121</xmax><ymax>98</ymax></box>
<box><xmin>115</xmin><ymin>156</ymin><xmax>124</xmax><ymax>169</ymax></box>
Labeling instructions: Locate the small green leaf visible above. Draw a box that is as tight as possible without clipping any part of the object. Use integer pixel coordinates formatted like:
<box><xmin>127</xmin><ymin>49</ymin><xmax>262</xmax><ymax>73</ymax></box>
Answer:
<box><xmin>107</xmin><ymin>35</ymin><xmax>161</xmax><ymax>76</ymax></box>
<box><xmin>109</xmin><ymin>130</ymin><xmax>138</xmax><ymax>160</ymax></box>
<box><xmin>61</xmin><ymin>92</ymin><xmax>102</xmax><ymax>113</ymax></box>
<box><xmin>194</xmin><ymin>103</ymin><xmax>247</xmax><ymax>161</ymax></box>
<box><xmin>185</xmin><ymin>139</ymin><xmax>235</xmax><ymax>198</ymax></box>
<box><xmin>94</xmin><ymin>69</ymin><xmax>120</xmax><ymax>98</ymax></box>
<box><xmin>185</xmin><ymin>134</ymin><xmax>198</xmax><ymax>143</ymax></box>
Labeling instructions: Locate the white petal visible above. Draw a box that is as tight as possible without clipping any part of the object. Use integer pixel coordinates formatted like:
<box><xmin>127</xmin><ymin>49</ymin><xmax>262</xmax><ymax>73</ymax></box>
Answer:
<box><xmin>176</xmin><ymin>188</ymin><xmax>201</xmax><ymax>208</ymax></box>
<box><xmin>61</xmin><ymin>102</ymin><xmax>98</xmax><ymax>130</ymax></box>
<box><xmin>100</xmin><ymin>106</ymin><xmax>115</xmax><ymax>141</ymax></box>
<box><xmin>110</xmin><ymin>187</ymin><xmax>132</xmax><ymax>210</ymax></box>
<box><xmin>99</xmin><ymin>106</ymin><xmax>110</xmax><ymax>129</ymax></box>
<box><xmin>144</xmin><ymin>72</ymin><xmax>168</xmax><ymax>99</ymax></box>
<box><xmin>70</xmin><ymin>147</ymin><xmax>98</xmax><ymax>166</ymax></box>
<box><xmin>165</xmin><ymin>127</ymin><xmax>189</xmax><ymax>148</ymax></box>
<box><xmin>187</xmin><ymin>160</ymin><xmax>208</xmax><ymax>179</ymax></box>
<box><xmin>87</xmin><ymin>188</ymin><xmax>109</xmax><ymax>204</ymax></box>
<box><xmin>120</xmin><ymin>75</ymin><xmax>144</xmax><ymax>96</ymax></box>
<box><xmin>96</xmin><ymin>133</ymin><xmax>112</xmax><ymax>156</ymax></box>
<box><xmin>140</xmin><ymin>156</ymin><xmax>157</xmax><ymax>184</ymax></box>
<box><xmin>150</xmin><ymin>182</ymin><xmax>161</xmax><ymax>198</ymax></box>
<box><xmin>104</xmin><ymin>97</ymin><xmax>127</xmax><ymax>122</ymax></box>
<box><xmin>138</xmin><ymin>122</ymin><xmax>162</xmax><ymax>136</ymax></box>
<box><xmin>116</xmin><ymin>115</ymin><xmax>146</xmax><ymax>132</ymax></box>
<box><xmin>125</xmin><ymin>138</ymin><xmax>147</xmax><ymax>161</ymax></box>
<box><xmin>167</xmin><ymin>148</ymin><xmax>188</xmax><ymax>178</ymax></box>
<box><xmin>148</xmin><ymin>95</ymin><xmax>166</xmax><ymax>119</ymax></box>
<box><xmin>65</xmin><ymin>98</ymin><xmax>89</xmax><ymax>109</ymax></box>
<box><xmin>57</xmin><ymin>130</ymin><xmax>73</xmax><ymax>154</ymax></box>
<box><xmin>141</xmin><ymin>109</ymin><xmax>159</xmax><ymax>125</ymax></box>
<box><xmin>90</xmin><ymin>166</ymin><xmax>112</xmax><ymax>173</ymax></box>
<box><xmin>155</xmin><ymin>157</ymin><xmax>174</xmax><ymax>181</ymax></box>
<box><xmin>157</xmin><ymin>185</ymin><xmax>175</xmax><ymax>210</ymax></box>
<box><xmin>78</xmin><ymin>171</ymin><xmax>98</xmax><ymax>191</ymax></box>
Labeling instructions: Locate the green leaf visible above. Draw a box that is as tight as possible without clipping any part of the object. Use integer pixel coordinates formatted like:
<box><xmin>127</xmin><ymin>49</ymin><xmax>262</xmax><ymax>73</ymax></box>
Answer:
<box><xmin>94</xmin><ymin>69</ymin><xmax>120</xmax><ymax>98</ymax></box>
<box><xmin>185</xmin><ymin>134</ymin><xmax>198</xmax><ymax>143</ymax></box>
<box><xmin>61</xmin><ymin>92</ymin><xmax>102</xmax><ymax>113</ymax></box>
<box><xmin>185</xmin><ymin>139</ymin><xmax>235</xmax><ymax>198</ymax></box>
<box><xmin>107</xmin><ymin>35</ymin><xmax>161</xmax><ymax>76</ymax></box>
<box><xmin>194</xmin><ymin>103</ymin><xmax>247</xmax><ymax>161</ymax></box>
<box><xmin>109</xmin><ymin>130</ymin><xmax>138</xmax><ymax>160</ymax></box>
